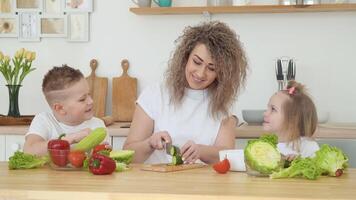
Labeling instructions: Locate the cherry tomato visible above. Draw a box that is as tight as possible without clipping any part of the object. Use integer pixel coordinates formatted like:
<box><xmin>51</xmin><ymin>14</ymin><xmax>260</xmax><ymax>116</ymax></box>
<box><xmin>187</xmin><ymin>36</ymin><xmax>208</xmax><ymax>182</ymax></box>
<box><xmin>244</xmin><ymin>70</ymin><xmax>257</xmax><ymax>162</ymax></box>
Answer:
<box><xmin>213</xmin><ymin>158</ymin><xmax>230</xmax><ymax>174</ymax></box>
<box><xmin>68</xmin><ymin>151</ymin><xmax>86</xmax><ymax>168</ymax></box>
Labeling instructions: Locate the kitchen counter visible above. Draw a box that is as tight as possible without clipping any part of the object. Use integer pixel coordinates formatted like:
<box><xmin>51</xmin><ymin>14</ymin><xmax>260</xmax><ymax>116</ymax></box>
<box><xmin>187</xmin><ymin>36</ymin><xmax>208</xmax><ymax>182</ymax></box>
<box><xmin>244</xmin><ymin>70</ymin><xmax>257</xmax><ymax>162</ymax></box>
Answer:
<box><xmin>0</xmin><ymin>162</ymin><xmax>355</xmax><ymax>200</ymax></box>
<box><xmin>1</xmin><ymin>123</ymin><xmax>355</xmax><ymax>139</ymax></box>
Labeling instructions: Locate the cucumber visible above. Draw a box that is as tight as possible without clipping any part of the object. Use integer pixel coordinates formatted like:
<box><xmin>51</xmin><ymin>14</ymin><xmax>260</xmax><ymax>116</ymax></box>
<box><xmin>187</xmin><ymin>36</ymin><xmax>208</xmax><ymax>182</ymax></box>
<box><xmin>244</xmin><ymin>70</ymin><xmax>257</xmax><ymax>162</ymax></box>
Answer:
<box><xmin>172</xmin><ymin>155</ymin><xmax>183</xmax><ymax>165</ymax></box>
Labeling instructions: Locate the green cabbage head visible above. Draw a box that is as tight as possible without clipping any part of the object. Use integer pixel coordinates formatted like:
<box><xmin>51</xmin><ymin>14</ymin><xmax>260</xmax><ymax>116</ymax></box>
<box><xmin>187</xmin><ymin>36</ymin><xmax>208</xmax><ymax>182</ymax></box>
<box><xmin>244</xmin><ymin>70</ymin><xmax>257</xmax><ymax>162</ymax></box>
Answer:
<box><xmin>314</xmin><ymin>144</ymin><xmax>348</xmax><ymax>177</ymax></box>
<box><xmin>244</xmin><ymin>135</ymin><xmax>282</xmax><ymax>175</ymax></box>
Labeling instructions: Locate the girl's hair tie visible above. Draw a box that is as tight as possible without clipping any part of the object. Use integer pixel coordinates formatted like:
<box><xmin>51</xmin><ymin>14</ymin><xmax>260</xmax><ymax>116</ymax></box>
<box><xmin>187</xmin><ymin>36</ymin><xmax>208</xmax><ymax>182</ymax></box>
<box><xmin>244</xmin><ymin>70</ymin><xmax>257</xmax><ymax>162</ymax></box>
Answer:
<box><xmin>288</xmin><ymin>86</ymin><xmax>296</xmax><ymax>95</ymax></box>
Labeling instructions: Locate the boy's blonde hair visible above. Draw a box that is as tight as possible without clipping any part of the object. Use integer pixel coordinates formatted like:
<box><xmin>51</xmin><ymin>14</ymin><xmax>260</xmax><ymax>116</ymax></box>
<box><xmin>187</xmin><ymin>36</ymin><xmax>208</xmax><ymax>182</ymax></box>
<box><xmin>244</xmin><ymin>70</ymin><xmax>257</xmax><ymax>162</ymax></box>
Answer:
<box><xmin>281</xmin><ymin>81</ymin><xmax>318</xmax><ymax>151</ymax></box>
<box><xmin>42</xmin><ymin>64</ymin><xmax>84</xmax><ymax>105</ymax></box>
<box><xmin>165</xmin><ymin>21</ymin><xmax>248</xmax><ymax>118</ymax></box>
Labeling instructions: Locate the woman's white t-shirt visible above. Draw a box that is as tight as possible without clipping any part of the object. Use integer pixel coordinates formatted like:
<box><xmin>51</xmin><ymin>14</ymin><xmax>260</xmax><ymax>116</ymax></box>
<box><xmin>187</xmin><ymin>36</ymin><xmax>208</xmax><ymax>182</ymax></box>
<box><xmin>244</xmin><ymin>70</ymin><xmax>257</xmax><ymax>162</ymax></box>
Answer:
<box><xmin>137</xmin><ymin>83</ymin><xmax>225</xmax><ymax>164</ymax></box>
<box><xmin>26</xmin><ymin>112</ymin><xmax>106</xmax><ymax>141</ymax></box>
<box><xmin>277</xmin><ymin>137</ymin><xmax>320</xmax><ymax>158</ymax></box>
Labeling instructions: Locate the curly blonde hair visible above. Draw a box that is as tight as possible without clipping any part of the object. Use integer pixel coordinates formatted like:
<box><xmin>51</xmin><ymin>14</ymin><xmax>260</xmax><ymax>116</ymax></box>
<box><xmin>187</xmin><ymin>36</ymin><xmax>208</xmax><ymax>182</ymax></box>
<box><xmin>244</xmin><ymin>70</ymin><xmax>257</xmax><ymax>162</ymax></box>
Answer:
<box><xmin>281</xmin><ymin>81</ymin><xmax>318</xmax><ymax>151</ymax></box>
<box><xmin>165</xmin><ymin>21</ymin><xmax>248</xmax><ymax>118</ymax></box>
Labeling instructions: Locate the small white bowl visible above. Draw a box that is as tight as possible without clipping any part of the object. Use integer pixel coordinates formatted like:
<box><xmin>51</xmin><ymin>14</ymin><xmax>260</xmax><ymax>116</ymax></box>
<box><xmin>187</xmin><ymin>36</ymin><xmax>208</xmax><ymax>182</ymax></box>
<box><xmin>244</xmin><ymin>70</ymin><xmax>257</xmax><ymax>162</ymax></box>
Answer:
<box><xmin>242</xmin><ymin>109</ymin><xmax>265</xmax><ymax>125</ymax></box>
<box><xmin>318</xmin><ymin>111</ymin><xmax>329</xmax><ymax>124</ymax></box>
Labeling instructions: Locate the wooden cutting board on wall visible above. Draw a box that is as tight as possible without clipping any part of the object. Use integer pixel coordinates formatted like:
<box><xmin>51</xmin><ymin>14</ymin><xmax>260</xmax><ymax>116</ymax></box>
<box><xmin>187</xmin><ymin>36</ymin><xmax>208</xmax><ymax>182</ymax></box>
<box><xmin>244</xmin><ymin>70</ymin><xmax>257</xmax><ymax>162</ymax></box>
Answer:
<box><xmin>112</xmin><ymin>59</ymin><xmax>137</xmax><ymax>122</ymax></box>
<box><xmin>86</xmin><ymin>59</ymin><xmax>108</xmax><ymax>118</ymax></box>
<box><xmin>141</xmin><ymin>163</ymin><xmax>206</xmax><ymax>172</ymax></box>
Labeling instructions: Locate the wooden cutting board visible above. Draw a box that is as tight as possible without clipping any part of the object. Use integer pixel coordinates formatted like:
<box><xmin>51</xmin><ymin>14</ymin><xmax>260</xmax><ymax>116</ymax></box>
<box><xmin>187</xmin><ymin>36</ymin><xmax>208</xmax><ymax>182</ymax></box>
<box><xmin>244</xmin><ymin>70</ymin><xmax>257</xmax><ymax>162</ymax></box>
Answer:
<box><xmin>86</xmin><ymin>59</ymin><xmax>108</xmax><ymax>118</ymax></box>
<box><xmin>112</xmin><ymin>59</ymin><xmax>137</xmax><ymax>122</ymax></box>
<box><xmin>141</xmin><ymin>163</ymin><xmax>206</xmax><ymax>172</ymax></box>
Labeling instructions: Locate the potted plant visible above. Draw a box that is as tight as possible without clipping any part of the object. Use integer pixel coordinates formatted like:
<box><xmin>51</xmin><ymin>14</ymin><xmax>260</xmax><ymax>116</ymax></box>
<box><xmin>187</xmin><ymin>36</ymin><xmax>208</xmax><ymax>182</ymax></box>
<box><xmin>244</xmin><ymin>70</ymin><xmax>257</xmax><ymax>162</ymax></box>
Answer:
<box><xmin>0</xmin><ymin>48</ymin><xmax>36</xmax><ymax>117</ymax></box>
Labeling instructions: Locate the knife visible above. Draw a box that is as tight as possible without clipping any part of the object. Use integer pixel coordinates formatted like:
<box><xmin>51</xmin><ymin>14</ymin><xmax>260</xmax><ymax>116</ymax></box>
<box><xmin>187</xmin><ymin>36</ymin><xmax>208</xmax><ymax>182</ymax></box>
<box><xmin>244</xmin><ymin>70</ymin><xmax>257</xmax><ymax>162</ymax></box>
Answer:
<box><xmin>162</xmin><ymin>140</ymin><xmax>181</xmax><ymax>156</ymax></box>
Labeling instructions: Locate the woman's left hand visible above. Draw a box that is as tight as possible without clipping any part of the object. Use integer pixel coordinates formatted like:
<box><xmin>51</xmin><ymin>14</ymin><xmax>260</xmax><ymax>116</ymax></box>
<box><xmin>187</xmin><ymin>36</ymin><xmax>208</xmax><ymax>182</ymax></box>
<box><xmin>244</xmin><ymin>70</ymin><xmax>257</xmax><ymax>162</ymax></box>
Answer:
<box><xmin>181</xmin><ymin>140</ymin><xmax>200</xmax><ymax>164</ymax></box>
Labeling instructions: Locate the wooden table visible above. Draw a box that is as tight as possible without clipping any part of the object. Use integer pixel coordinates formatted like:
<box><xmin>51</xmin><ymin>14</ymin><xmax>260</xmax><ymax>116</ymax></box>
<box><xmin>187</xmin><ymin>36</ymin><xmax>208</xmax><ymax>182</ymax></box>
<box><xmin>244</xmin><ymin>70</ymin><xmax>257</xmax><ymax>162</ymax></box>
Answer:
<box><xmin>0</xmin><ymin>162</ymin><xmax>355</xmax><ymax>200</ymax></box>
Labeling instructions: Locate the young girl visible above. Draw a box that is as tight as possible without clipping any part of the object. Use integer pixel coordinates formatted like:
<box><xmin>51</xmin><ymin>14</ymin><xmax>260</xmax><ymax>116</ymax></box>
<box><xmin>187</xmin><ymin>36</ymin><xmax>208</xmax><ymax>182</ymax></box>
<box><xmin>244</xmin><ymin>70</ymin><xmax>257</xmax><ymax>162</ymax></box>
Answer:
<box><xmin>263</xmin><ymin>81</ymin><xmax>319</xmax><ymax>160</ymax></box>
<box><xmin>123</xmin><ymin>21</ymin><xmax>248</xmax><ymax>164</ymax></box>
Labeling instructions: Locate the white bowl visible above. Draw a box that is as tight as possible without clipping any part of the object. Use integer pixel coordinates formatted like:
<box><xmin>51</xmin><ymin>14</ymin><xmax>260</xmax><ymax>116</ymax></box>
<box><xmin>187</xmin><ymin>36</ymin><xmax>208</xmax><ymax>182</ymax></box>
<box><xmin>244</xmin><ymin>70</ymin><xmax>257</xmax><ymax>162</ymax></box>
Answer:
<box><xmin>242</xmin><ymin>109</ymin><xmax>265</xmax><ymax>125</ymax></box>
<box><xmin>318</xmin><ymin>111</ymin><xmax>329</xmax><ymax>124</ymax></box>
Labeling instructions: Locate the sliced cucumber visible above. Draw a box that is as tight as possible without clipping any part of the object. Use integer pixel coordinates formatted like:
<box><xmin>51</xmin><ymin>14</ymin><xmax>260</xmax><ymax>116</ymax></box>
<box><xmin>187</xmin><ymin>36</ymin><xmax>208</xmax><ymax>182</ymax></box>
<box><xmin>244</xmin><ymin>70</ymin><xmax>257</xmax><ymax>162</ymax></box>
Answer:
<box><xmin>172</xmin><ymin>155</ymin><xmax>183</xmax><ymax>165</ymax></box>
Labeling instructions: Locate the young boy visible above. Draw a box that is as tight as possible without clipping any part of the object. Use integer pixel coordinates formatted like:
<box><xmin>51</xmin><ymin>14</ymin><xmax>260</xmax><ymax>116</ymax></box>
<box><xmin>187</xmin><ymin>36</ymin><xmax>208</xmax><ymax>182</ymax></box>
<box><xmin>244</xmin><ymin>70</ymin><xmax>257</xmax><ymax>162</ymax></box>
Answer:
<box><xmin>23</xmin><ymin>65</ymin><xmax>106</xmax><ymax>156</ymax></box>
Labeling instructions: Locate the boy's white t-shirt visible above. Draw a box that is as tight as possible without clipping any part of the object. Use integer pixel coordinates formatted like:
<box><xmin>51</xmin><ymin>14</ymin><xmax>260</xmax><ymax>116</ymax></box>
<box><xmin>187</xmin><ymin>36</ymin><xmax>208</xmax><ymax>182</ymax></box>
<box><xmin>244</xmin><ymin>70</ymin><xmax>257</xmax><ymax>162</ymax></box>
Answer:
<box><xmin>277</xmin><ymin>137</ymin><xmax>320</xmax><ymax>158</ymax></box>
<box><xmin>137</xmin><ymin>83</ymin><xmax>225</xmax><ymax>164</ymax></box>
<box><xmin>26</xmin><ymin>112</ymin><xmax>106</xmax><ymax>141</ymax></box>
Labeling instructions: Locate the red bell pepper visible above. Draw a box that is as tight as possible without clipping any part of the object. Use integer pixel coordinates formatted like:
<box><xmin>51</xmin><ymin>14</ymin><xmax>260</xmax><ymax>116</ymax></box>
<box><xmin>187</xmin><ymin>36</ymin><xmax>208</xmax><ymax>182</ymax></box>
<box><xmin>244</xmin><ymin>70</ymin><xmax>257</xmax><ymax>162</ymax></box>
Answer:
<box><xmin>48</xmin><ymin>134</ymin><xmax>70</xmax><ymax>167</ymax></box>
<box><xmin>48</xmin><ymin>134</ymin><xmax>70</xmax><ymax>150</ymax></box>
<box><xmin>89</xmin><ymin>153</ymin><xmax>116</xmax><ymax>175</ymax></box>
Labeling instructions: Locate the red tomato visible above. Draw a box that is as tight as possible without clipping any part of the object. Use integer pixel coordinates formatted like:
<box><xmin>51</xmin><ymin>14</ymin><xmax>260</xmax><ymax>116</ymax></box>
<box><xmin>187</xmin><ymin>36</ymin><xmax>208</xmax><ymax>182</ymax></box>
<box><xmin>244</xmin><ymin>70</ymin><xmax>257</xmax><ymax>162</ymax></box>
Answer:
<box><xmin>92</xmin><ymin>144</ymin><xmax>112</xmax><ymax>154</ymax></box>
<box><xmin>68</xmin><ymin>151</ymin><xmax>86</xmax><ymax>168</ymax></box>
<box><xmin>213</xmin><ymin>158</ymin><xmax>230</xmax><ymax>174</ymax></box>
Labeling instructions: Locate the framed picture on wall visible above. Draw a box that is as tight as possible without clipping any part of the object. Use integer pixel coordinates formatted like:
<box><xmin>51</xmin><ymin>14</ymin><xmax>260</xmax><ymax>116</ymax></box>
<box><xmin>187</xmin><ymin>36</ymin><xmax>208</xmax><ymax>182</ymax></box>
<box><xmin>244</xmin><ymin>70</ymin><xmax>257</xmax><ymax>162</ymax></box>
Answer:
<box><xmin>18</xmin><ymin>12</ymin><xmax>40</xmax><ymax>41</ymax></box>
<box><xmin>0</xmin><ymin>14</ymin><xmax>18</xmax><ymax>37</ymax></box>
<box><xmin>67</xmin><ymin>13</ymin><xmax>88</xmax><ymax>42</ymax></box>
<box><xmin>44</xmin><ymin>0</ymin><xmax>62</xmax><ymax>13</ymax></box>
<box><xmin>64</xmin><ymin>0</ymin><xmax>93</xmax><ymax>12</ymax></box>
<box><xmin>0</xmin><ymin>0</ymin><xmax>15</xmax><ymax>13</ymax></box>
<box><xmin>15</xmin><ymin>0</ymin><xmax>43</xmax><ymax>12</ymax></box>
<box><xmin>40</xmin><ymin>14</ymin><xmax>67</xmax><ymax>37</ymax></box>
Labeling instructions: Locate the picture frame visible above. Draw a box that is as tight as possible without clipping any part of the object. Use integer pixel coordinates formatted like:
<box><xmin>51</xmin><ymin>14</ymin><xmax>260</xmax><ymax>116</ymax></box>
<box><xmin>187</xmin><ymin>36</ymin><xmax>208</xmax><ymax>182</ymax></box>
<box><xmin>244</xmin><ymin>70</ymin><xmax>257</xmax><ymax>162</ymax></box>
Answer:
<box><xmin>0</xmin><ymin>0</ymin><xmax>15</xmax><ymax>14</ymax></box>
<box><xmin>0</xmin><ymin>14</ymin><xmax>18</xmax><ymax>37</ymax></box>
<box><xmin>64</xmin><ymin>0</ymin><xmax>93</xmax><ymax>12</ymax></box>
<box><xmin>44</xmin><ymin>0</ymin><xmax>63</xmax><ymax>14</ymax></box>
<box><xmin>67</xmin><ymin>12</ymin><xmax>88</xmax><ymax>42</ymax></box>
<box><xmin>18</xmin><ymin>12</ymin><xmax>40</xmax><ymax>41</ymax></box>
<box><xmin>40</xmin><ymin>14</ymin><xmax>67</xmax><ymax>37</ymax></box>
<box><xmin>15</xmin><ymin>0</ymin><xmax>43</xmax><ymax>12</ymax></box>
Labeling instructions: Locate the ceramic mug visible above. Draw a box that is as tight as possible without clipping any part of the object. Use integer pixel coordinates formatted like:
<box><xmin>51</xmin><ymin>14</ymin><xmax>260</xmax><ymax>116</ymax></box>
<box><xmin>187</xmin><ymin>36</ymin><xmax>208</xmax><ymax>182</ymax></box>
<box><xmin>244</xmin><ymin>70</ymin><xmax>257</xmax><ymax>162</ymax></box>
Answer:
<box><xmin>131</xmin><ymin>0</ymin><xmax>151</xmax><ymax>7</ymax></box>
<box><xmin>153</xmin><ymin>0</ymin><xmax>172</xmax><ymax>7</ymax></box>
<box><xmin>219</xmin><ymin>149</ymin><xmax>246</xmax><ymax>171</ymax></box>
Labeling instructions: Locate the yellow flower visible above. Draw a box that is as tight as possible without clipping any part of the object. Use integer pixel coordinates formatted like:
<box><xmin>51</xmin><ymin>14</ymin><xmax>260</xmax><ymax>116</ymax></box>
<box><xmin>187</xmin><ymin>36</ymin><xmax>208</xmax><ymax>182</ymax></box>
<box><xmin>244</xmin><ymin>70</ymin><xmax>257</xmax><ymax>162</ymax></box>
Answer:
<box><xmin>25</xmin><ymin>51</ymin><xmax>32</xmax><ymax>61</ymax></box>
<box><xmin>15</xmin><ymin>48</ymin><xmax>25</xmax><ymax>59</ymax></box>
<box><xmin>4</xmin><ymin>56</ymin><xmax>10</xmax><ymax>62</ymax></box>
<box><xmin>31</xmin><ymin>52</ymin><xmax>36</xmax><ymax>61</ymax></box>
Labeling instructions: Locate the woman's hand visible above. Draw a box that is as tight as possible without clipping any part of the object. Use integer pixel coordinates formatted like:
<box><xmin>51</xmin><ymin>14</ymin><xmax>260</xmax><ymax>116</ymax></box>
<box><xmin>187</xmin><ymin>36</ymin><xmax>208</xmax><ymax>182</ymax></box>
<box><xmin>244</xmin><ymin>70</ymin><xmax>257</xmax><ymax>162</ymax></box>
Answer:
<box><xmin>148</xmin><ymin>131</ymin><xmax>171</xmax><ymax>150</ymax></box>
<box><xmin>181</xmin><ymin>140</ymin><xmax>200</xmax><ymax>164</ymax></box>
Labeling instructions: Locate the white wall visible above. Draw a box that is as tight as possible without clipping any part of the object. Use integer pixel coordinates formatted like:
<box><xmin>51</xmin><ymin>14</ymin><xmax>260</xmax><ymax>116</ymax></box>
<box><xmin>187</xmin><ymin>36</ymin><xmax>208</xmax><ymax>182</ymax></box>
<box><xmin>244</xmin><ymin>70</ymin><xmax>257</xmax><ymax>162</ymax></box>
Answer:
<box><xmin>1</xmin><ymin>1</ymin><xmax>356</xmax><ymax>122</ymax></box>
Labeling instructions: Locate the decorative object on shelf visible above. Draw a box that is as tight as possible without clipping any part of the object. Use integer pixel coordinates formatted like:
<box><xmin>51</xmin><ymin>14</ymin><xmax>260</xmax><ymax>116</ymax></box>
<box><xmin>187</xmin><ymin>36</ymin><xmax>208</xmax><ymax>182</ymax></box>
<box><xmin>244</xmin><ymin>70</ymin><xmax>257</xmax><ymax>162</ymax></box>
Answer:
<box><xmin>0</xmin><ymin>48</ymin><xmax>36</xmax><ymax>117</ymax></box>
<box><xmin>207</xmin><ymin>0</ymin><xmax>233</xmax><ymax>6</ymax></box>
<box><xmin>131</xmin><ymin>0</ymin><xmax>152</xmax><ymax>8</ymax></box>
<box><xmin>0</xmin><ymin>0</ymin><xmax>93</xmax><ymax>42</ymax></box>
<box><xmin>153</xmin><ymin>0</ymin><xmax>172</xmax><ymax>7</ymax></box>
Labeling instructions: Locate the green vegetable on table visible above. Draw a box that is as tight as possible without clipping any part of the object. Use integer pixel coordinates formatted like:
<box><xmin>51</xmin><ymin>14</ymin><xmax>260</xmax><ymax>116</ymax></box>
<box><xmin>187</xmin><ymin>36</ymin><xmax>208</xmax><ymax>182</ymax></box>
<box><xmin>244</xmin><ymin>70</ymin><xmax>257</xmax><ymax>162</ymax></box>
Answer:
<box><xmin>244</xmin><ymin>134</ymin><xmax>282</xmax><ymax>175</ymax></box>
<box><xmin>73</xmin><ymin>127</ymin><xmax>107</xmax><ymax>152</ymax></box>
<box><xmin>8</xmin><ymin>151</ymin><xmax>49</xmax><ymax>170</ymax></box>
<box><xmin>270</xmin><ymin>157</ymin><xmax>322</xmax><ymax>180</ymax></box>
<box><xmin>314</xmin><ymin>144</ymin><xmax>348</xmax><ymax>177</ymax></box>
<box><xmin>109</xmin><ymin>150</ymin><xmax>135</xmax><ymax>164</ymax></box>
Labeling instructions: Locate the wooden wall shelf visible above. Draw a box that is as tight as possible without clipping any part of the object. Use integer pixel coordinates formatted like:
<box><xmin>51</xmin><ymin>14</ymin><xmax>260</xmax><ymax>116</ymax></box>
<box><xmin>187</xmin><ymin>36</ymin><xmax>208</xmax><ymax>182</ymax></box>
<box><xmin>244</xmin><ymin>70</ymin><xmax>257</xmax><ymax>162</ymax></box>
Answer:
<box><xmin>130</xmin><ymin>4</ymin><xmax>356</xmax><ymax>15</ymax></box>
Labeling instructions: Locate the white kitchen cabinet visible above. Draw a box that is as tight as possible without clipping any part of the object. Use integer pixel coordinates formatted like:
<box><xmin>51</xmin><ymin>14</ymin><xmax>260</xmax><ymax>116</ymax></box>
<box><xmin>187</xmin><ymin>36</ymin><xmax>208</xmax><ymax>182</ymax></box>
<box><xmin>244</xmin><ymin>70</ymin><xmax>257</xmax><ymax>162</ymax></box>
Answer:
<box><xmin>5</xmin><ymin>135</ymin><xmax>25</xmax><ymax>161</ymax></box>
<box><xmin>112</xmin><ymin>136</ymin><xmax>127</xmax><ymax>150</ymax></box>
<box><xmin>0</xmin><ymin>136</ymin><xmax>5</xmax><ymax>161</ymax></box>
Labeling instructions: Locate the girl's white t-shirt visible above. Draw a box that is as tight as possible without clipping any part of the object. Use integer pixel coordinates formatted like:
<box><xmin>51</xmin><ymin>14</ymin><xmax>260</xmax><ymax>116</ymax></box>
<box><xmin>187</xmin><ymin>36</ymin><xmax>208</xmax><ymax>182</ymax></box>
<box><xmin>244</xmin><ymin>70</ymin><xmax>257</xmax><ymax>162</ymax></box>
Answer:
<box><xmin>277</xmin><ymin>137</ymin><xmax>320</xmax><ymax>158</ymax></box>
<box><xmin>137</xmin><ymin>83</ymin><xmax>224</xmax><ymax>164</ymax></box>
<box><xmin>26</xmin><ymin>112</ymin><xmax>106</xmax><ymax>141</ymax></box>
